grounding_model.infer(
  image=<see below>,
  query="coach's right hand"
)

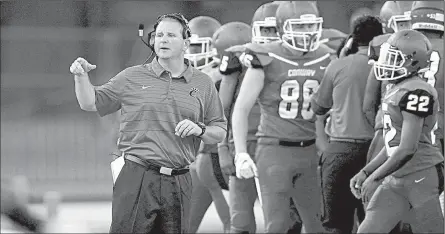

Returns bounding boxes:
[350,170,367,199]
[234,152,258,179]
[70,57,96,76]
[218,145,236,176]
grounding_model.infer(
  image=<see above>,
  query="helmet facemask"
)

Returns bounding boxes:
[185,34,218,70]
[252,17,280,44]
[388,11,412,32]
[281,14,323,52]
[374,42,409,81]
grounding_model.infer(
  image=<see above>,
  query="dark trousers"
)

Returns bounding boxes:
[441,138,444,156]
[288,199,303,234]
[110,159,192,234]
[1,186,42,232]
[319,140,370,234]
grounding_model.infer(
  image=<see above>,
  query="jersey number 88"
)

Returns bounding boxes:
[279,79,320,120]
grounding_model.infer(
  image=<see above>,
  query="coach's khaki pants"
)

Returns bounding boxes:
[110,160,192,234]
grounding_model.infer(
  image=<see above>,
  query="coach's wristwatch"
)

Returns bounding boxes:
[196,122,206,137]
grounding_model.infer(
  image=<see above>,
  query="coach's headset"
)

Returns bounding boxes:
[139,13,192,64]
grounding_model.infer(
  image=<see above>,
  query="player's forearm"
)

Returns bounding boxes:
[219,75,238,118]
[369,147,415,181]
[362,147,388,175]
[200,126,226,144]
[232,108,249,154]
[74,74,97,111]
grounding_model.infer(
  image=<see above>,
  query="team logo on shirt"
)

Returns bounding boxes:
[288,69,316,77]
[189,87,199,97]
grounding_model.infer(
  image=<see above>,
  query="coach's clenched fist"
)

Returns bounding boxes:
[175,119,203,138]
[69,57,96,76]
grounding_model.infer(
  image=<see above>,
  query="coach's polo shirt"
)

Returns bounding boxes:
[311,47,374,140]
[94,57,227,168]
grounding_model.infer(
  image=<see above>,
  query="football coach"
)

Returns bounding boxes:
[311,15,383,234]
[70,13,227,234]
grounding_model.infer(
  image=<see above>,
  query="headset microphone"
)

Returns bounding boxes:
[138,24,144,37]
[138,24,150,48]
[138,23,155,64]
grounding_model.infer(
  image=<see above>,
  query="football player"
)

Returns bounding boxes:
[216,3,303,233]
[411,0,444,218]
[231,1,333,233]
[364,0,414,174]
[251,3,281,44]
[379,1,414,34]
[214,21,260,234]
[185,16,222,74]
[411,0,444,156]
[185,16,231,233]
[361,2,416,233]
[351,29,444,233]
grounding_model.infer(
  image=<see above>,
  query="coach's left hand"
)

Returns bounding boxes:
[360,176,381,203]
[175,119,202,138]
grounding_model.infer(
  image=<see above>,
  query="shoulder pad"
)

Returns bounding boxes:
[398,89,435,118]
[225,44,247,54]
[368,34,392,61]
[242,43,273,68]
[322,28,347,39]
[320,28,347,51]
[369,33,392,47]
[319,44,336,58]
[219,51,242,75]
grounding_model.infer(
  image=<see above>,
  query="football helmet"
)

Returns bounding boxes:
[380,1,413,33]
[185,16,222,70]
[212,22,252,56]
[276,1,323,52]
[374,29,432,81]
[251,2,280,44]
[411,1,444,32]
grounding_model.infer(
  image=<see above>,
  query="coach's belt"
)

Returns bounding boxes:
[258,138,316,147]
[124,154,189,176]
[329,137,370,143]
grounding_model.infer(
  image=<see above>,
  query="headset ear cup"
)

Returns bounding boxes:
[148,31,155,51]
[184,39,190,51]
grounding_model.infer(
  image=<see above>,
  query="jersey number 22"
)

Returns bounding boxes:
[279,79,319,119]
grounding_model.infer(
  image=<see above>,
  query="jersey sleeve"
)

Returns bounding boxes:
[219,51,242,75]
[242,43,273,68]
[398,89,435,118]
